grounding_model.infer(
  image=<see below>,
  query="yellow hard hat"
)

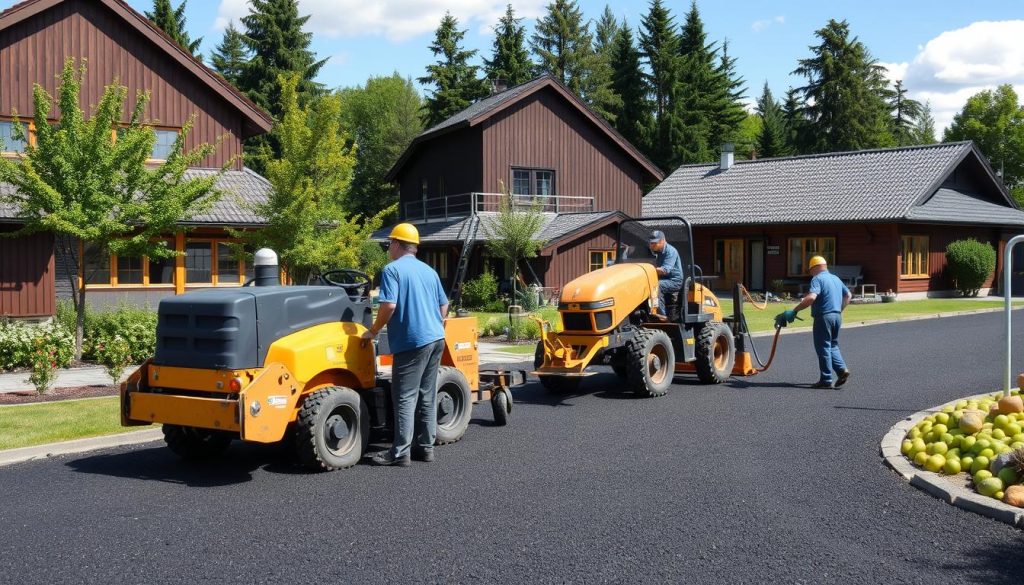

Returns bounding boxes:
[808,255,827,270]
[389,222,420,245]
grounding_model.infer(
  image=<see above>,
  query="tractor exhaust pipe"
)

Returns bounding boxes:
[253,248,281,286]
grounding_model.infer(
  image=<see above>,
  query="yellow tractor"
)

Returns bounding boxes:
[534,217,761,396]
[120,249,519,471]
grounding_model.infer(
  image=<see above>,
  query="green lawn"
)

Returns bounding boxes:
[720,298,1018,333]
[469,306,559,331]
[494,344,538,354]
[0,397,137,451]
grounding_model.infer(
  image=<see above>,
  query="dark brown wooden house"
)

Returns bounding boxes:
[643,142,1024,298]
[380,75,664,295]
[0,0,274,317]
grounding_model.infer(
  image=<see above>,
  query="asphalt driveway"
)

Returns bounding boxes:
[2,311,1024,584]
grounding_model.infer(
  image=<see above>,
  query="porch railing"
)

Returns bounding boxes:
[402,192,595,221]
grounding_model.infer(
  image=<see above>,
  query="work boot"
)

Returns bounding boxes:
[835,369,851,388]
[810,381,834,389]
[371,451,410,467]
[412,448,434,463]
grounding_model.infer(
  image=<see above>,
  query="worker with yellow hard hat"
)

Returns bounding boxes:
[777,254,853,389]
[362,222,449,466]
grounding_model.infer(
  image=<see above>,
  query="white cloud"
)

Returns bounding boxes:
[215,1,547,41]
[751,16,784,33]
[883,21,1024,133]
[879,61,908,86]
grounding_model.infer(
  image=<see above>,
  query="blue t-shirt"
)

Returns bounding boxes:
[655,242,684,292]
[808,269,851,318]
[378,255,448,354]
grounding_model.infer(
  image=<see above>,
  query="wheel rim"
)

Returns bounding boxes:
[437,383,465,430]
[323,404,359,456]
[647,343,668,384]
[713,333,730,370]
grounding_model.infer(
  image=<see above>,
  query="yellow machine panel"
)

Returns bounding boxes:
[264,321,377,390]
[441,317,480,391]
[129,392,240,432]
[558,263,659,332]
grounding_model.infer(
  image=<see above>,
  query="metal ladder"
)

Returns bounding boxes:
[448,214,480,308]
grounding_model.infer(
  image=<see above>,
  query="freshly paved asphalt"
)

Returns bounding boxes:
[3,312,1024,584]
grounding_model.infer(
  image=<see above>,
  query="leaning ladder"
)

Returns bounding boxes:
[448,214,480,308]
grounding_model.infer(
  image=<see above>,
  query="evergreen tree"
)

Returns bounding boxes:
[418,12,489,129]
[912,101,937,145]
[483,4,534,87]
[146,0,202,56]
[584,5,622,121]
[594,5,621,53]
[781,86,810,154]
[608,21,652,152]
[713,39,748,146]
[889,79,924,146]
[530,0,596,95]
[792,19,894,152]
[210,23,249,87]
[639,0,682,172]
[755,82,787,158]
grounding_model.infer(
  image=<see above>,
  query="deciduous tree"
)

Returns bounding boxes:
[482,185,545,314]
[945,84,1024,203]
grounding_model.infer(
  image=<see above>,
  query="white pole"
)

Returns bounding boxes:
[1004,235,1024,396]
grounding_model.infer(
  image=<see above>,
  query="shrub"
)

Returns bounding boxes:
[28,336,59,395]
[506,315,540,342]
[462,270,499,310]
[482,299,507,313]
[515,286,542,312]
[946,239,996,297]
[0,319,74,371]
[80,304,157,364]
[94,334,133,383]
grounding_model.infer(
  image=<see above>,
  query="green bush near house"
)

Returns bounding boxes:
[56,300,157,365]
[462,270,499,310]
[0,319,74,371]
[945,239,996,297]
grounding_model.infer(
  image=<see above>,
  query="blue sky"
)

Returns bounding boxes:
[4,1,1024,131]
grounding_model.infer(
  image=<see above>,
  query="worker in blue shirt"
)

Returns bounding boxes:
[362,223,449,466]
[779,255,852,389]
[648,230,684,320]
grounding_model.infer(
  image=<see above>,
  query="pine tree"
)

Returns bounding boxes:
[594,5,621,53]
[912,101,937,145]
[639,0,682,172]
[792,19,894,152]
[781,87,810,154]
[674,1,718,163]
[608,21,652,152]
[713,39,748,146]
[418,13,489,129]
[530,0,596,95]
[889,79,924,146]
[754,82,787,158]
[146,0,202,56]
[483,4,534,87]
[584,5,622,121]
[210,23,249,87]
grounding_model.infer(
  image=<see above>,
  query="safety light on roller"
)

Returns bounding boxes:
[593,298,614,308]
[229,377,243,392]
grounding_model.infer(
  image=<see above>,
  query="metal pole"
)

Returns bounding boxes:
[1004,234,1024,396]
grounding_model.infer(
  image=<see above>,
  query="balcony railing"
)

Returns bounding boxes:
[403,192,595,221]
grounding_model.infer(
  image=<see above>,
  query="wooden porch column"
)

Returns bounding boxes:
[174,231,185,295]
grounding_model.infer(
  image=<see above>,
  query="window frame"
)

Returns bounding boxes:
[786,236,837,276]
[510,167,557,196]
[589,249,616,272]
[77,236,246,288]
[0,117,34,156]
[900,235,930,279]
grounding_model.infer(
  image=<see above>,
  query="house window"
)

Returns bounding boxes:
[787,237,836,276]
[217,242,242,285]
[185,241,213,283]
[116,255,144,285]
[511,168,556,195]
[151,129,178,160]
[82,243,110,285]
[0,120,28,154]
[77,238,246,287]
[589,249,615,272]
[901,235,929,278]
[423,250,449,279]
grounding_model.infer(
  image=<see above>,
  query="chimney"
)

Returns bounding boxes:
[720,143,735,171]
[491,78,509,94]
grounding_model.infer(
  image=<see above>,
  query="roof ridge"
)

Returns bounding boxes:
[670,141,972,170]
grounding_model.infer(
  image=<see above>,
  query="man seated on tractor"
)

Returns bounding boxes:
[648,230,684,321]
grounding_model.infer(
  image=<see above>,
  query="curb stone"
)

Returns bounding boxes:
[0,428,163,468]
[880,391,1024,529]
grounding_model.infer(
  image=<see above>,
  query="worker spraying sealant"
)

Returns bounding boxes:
[774,255,853,389]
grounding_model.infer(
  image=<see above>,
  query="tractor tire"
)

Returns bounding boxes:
[162,424,233,460]
[490,388,512,426]
[610,354,628,379]
[295,386,370,471]
[435,366,473,444]
[534,341,582,394]
[625,328,675,397]
[695,322,736,384]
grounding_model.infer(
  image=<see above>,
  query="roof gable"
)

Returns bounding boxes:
[386,75,662,182]
[643,142,1023,227]
[0,0,272,137]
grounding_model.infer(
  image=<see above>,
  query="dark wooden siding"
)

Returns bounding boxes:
[481,90,644,216]
[0,224,55,317]
[546,226,619,289]
[896,224,1000,293]
[396,127,482,219]
[0,0,243,169]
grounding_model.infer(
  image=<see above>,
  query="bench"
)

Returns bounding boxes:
[832,265,863,289]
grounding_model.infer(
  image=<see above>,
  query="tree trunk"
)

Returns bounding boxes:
[75,283,86,362]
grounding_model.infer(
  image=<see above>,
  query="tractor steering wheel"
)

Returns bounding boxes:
[320,269,372,298]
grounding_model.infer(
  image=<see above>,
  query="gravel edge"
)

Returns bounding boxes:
[880,391,1024,529]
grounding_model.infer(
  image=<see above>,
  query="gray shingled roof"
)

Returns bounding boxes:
[374,210,623,246]
[418,76,551,139]
[643,142,1024,227]
[0,167,271,226]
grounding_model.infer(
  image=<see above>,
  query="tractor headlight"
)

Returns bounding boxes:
[593,298,614,308]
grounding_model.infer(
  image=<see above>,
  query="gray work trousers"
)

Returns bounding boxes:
[389,339,445,458]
